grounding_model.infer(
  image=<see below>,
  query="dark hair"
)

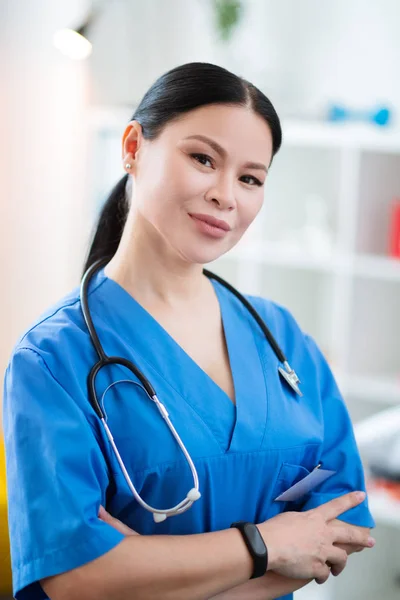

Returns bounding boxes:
[83,62,282,275]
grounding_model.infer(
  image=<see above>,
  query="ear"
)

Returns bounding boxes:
[122,120,143,170]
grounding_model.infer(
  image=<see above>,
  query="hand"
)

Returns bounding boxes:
[98,505,140,536]
[258,491,375,584]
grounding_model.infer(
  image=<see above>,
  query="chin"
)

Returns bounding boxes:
[183,246,232,266]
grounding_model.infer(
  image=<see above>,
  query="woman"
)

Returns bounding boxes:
[3,62,375,600]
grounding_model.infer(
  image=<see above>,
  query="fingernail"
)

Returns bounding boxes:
[98,505,106,517]
[368,537,376,547]
[356,491,366,501]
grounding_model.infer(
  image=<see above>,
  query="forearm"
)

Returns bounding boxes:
[211,521,370,599]
[211,572,312,600]
[210,545,361,600]
[42,527,254,600]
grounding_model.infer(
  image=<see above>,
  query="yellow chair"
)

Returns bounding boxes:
[0,437,12,596]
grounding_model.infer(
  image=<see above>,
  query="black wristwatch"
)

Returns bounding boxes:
[230,521,268,579]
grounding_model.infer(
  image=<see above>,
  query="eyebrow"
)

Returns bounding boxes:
[183,134,268,173]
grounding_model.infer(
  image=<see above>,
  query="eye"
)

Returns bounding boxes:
[190,153,214,168]
[240,175,263,187]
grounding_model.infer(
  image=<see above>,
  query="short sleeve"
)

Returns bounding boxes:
[3,348,125,600]
[299,336,375,529]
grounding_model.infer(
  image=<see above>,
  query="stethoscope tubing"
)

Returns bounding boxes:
[80,257,300,522]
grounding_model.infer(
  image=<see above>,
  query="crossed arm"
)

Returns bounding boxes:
[210,527,365,600]
[97,508,368,600]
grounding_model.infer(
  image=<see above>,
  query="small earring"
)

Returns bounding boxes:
[125,163,132,170]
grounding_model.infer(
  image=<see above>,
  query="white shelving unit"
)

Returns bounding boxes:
[213,121,400,407]
[87,109,400,583]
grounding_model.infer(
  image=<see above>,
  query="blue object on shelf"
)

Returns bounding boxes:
[327,103,392,127]
[373,107,390,126]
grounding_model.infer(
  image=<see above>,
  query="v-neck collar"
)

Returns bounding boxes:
[88,266,269,453]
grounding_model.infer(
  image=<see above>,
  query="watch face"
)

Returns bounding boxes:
[244,523,267,556]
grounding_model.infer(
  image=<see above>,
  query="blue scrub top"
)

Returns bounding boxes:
[3,266,375,600]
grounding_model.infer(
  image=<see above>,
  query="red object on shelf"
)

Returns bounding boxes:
[368,477,400,501]
[389,200,400,259]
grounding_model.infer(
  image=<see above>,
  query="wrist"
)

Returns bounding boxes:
[229,527,254,580]
[256,522,281,571]
[230,521,268,579]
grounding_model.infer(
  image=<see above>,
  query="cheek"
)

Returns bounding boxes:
[135,157,174,216]
[141,155,205,211]
[237,194,264,231]
[171,157,209,198]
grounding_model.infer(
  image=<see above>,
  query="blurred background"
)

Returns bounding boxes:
[1,0,400,598]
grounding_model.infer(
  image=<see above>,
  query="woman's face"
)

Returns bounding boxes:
[125,104,274,265]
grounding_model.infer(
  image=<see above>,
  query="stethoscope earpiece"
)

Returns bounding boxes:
[153,512,168,523]
[187,488,201,501]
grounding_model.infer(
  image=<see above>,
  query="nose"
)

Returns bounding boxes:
[205,174,236,211]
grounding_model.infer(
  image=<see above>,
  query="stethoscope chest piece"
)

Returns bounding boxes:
[278,363,303,397]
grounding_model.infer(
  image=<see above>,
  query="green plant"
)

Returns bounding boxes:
[213,0,243,42]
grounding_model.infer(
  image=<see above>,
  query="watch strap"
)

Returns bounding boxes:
[230,520,268,579]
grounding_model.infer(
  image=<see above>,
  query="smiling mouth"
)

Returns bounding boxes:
[188,213,231,231]
[188,214,231,239]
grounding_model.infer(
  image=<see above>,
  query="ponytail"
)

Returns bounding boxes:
[82,174,129,276]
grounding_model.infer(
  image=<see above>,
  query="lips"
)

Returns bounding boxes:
[188,213,231,231]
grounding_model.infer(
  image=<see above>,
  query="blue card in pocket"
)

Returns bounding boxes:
[274,465,336,502]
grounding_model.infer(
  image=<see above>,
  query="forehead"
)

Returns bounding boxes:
[161,104,274,164]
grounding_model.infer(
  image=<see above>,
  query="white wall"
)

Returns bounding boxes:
[88,0,400,119]
[88,0,217,106]
[0,0,91,426]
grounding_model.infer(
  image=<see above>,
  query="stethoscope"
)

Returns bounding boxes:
[80,257,302,523]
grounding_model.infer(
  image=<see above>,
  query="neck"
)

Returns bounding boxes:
[104,211,207,308]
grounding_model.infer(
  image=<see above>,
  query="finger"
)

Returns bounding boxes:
[98,505,139,536]
[330,563,344,577]
[98,505,108,519]
[334,542,365,555]
[315,565,331,585]
[333,525,375,548]
[326,548,348,577]
[315,491,366,521]
[100,511,137,536]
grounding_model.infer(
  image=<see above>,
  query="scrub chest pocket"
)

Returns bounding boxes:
[104,448,325,536]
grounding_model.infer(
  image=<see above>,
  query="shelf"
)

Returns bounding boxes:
[226,244,400,283]
[282,119,400,153]
[353,254,400,281]
[228,241,339,273]
[353,405,400,448]
[86,108,400,154]
[367,489,400,528]
[345,375,400,405]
